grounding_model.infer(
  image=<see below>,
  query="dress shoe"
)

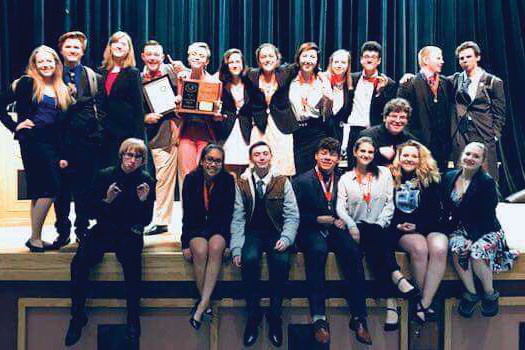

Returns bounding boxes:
[144,224,168,236]
[64,316,88,346]
[50,235,71,250]
[349,317,372,345]
[243,315,261,347]
[267,314,283,347]
[313,319,330,344]
[396,277,420,300]
[25,239,46,253]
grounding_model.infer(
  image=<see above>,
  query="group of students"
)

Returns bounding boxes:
[0,29,516,347]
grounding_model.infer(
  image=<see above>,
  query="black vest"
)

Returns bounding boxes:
[246,176,279,237]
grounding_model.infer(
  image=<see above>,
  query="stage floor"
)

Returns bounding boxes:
[0,203,523,253]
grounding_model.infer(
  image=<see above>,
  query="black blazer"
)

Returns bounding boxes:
[0,76,67,141]
[218,78,252,145]
[101,67,145,139]
[292,169,339,236]
[441,168,501,242]
[349,71,397,127]
[181,170,236,249]
[245,64,298,134]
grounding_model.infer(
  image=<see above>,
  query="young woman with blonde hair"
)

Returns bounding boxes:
[0,45,71,251]
[390,140,447,324]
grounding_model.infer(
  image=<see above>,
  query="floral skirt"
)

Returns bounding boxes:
[449,228,519,273]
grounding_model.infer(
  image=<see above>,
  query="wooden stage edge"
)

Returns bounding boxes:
[0,233,524,281]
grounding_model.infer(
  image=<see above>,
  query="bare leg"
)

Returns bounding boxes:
[30,198,54,246]
[189,238,209,295]
[452,255,476,294]
[471,258,494,294]
[399,234,429,289]
[196,235,226,319]
[421,233,448,307]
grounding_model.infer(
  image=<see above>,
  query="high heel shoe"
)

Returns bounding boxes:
[189,301,202,330]
[384,307,401,332]
[414,299,430,325]
[396,277,420,300]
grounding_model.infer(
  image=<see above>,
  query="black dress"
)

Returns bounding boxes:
[0,76,66,198]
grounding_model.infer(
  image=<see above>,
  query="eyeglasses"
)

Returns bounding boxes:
[123,152,144,160]
[362,54,379,60]
[204,156,223,165]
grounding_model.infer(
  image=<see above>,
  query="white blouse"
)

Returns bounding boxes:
[336,166,394,229]
[289,75,328,122]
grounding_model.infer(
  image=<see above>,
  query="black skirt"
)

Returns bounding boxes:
[18,127,61,199]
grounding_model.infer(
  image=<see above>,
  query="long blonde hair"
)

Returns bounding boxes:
[25,45,71,111]
[326,49,353,89]
[391,140,440,188]
[101,31,136,71]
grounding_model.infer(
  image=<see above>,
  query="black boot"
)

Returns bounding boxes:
[64,315,88,346]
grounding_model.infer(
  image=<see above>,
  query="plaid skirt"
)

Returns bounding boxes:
[449,228,519,273]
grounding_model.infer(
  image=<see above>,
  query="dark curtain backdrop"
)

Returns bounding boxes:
[0,0,524,195]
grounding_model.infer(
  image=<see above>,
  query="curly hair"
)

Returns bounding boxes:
[391,140,440,188]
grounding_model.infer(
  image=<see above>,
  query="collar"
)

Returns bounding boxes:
[420,67,438,80]
[462,67,484,80]
[252,169,272,185]
[64,63,83,74]
[361,70,379,79]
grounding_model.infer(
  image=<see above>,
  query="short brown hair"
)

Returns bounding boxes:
[455,41,481,58]
[294,42,320,72]
[255,43,282,66]
[58,31,87,51]
[143,40,162,52]
[249,141,271,157]
[119,138,147,164]
[383,98,412,120]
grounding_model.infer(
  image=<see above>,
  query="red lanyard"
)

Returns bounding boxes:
[315,167,334,203]
[356,172,372,208]
[203,181,215,211]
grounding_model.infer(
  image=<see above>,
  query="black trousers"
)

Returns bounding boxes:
[70,225,144,324]
[300,228,367,318]
[55,139,100,235]
[358,222,400,298]
[241,234,291,318]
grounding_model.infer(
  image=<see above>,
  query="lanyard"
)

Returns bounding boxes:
[203,181,215,211]
[356,172,373,211]
[315,167,334,208]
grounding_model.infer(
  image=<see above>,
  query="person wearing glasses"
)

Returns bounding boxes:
[181,144,235,330]
[65,138,155,347]
[359,98,417,166]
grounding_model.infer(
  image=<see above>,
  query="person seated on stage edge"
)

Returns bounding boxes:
[442,142,518,318]
[292,137,371,345]
[174,42,223,182]
[99,31,145,168]
[244,43,297,176]
[336,136,420,337]
[230,141,299,348]
[65,138,155,347]
[359,97,417,167]
[216,48,252,178]
[181,144,235,330]
[52,31,103,248]
[288,42,332,175]
[389,140,448,324]
[0,45,72,252]
[141,39,181,236]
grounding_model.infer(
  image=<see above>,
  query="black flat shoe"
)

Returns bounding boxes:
[144,224,168,236]
[25,240,45,253]
[384,306,401,331]
[189,301,202,330]
[396,277,420,300]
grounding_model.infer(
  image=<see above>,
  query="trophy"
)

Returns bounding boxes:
[176,79,222,115]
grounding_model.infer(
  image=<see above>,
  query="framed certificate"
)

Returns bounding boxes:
[143,75,177,115]
[176,79,222,115]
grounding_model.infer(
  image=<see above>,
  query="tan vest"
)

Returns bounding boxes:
[237,175,287,233]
